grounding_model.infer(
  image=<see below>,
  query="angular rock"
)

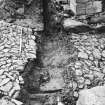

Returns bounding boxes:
[77,77,85,84]
[0,81,13,92]
[93,71,104,79]
[74,91,79,97]
[78,83,84,89]
[0,69,4,75]
[0,78,10,86]
[102,50,105,57]
[85,79,91,85]
[93,48,101,59]
[75,61,82,68]
[75,69,83,76]
[78,51,88,59]
[11,98,23,105]
[102,68,105,74]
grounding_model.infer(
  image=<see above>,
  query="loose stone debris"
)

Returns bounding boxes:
[0,20,37,105]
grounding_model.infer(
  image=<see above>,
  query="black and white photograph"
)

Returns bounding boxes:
[0,0,105,105]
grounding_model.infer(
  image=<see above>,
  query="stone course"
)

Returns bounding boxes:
[0,20,36,105]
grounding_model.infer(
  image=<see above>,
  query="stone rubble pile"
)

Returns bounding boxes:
[0,21,37,105]
[67,33,105,98]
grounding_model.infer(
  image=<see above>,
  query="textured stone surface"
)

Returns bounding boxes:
[77,86,105,105]
[0,20,36,105]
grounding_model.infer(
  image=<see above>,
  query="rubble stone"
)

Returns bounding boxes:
[93,48,101,59]
[75,69,83,76]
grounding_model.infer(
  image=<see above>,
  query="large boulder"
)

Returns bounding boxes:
[77,85,105,105]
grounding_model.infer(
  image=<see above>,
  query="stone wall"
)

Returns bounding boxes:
[0,20,36,105]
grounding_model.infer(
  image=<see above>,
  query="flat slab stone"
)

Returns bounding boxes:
[77,85,105,105]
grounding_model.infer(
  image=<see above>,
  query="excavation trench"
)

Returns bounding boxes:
[1,0,105,105]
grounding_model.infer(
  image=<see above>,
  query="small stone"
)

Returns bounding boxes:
[14,82,20,90]
[77,77,85,84]
[0,78,10,86]
[72,81,78,91]
[0,81,13,92]
[75,61,82,68]
[9,87,16,97]
[100,44,104,49]
[94,60,99,67]
[102,68,105,73]
[93,48,101,59]
[0,97,15,105]
[0,60,6,65]
[82,35,88,40]
[89,54,94,61]
[93,67,100,72]
[93,71,104,79]
[75,69,82,76]
[3,49,9,53]
[83,68,90,74]
[18,76,24,84]
[15,79,19,84]
[85,79,91,85]
[29,39,35,46]
[7,59,12,63]
[84,60,92,66]
[0,46,4,51]
[1,75,6,79]
[14,60,23,65]
[78,52,88,59]
[86,50,91,54]
[102,50,105,57]
[69,81,77,90]
[0,70,4,75]
[31,35,36,40]
[74,91,79,98]
[11,99,23,105]
[16,65,25,71]
[84,74,94,80]
[78,83,84,89]
[26,53,36,58]
[12,91,20,98]
[4,72,14,80]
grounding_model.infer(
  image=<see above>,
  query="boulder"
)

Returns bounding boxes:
[77,85,105,105]
[63,18,94,33]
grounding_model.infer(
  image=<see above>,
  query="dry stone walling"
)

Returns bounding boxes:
[0,20,36,105]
